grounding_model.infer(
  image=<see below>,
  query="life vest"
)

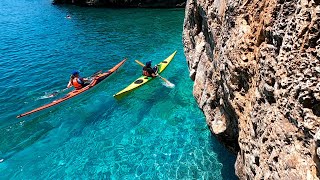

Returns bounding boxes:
[143,70,150,76]
[143,66,151,77]
[72,77,83,90]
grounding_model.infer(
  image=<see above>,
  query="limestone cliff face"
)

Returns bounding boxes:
[183,0,320,179]
[52,0,186,8]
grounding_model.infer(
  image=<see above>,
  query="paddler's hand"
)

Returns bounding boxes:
[67,81,72,88]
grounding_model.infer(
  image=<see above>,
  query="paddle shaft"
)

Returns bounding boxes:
[52,70,102,97]
[135,60,145,67]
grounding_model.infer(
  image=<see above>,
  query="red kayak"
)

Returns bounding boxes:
[17,59,126,118]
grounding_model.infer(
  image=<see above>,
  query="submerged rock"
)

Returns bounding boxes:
[183,0,320,179]
[52,0,186,8]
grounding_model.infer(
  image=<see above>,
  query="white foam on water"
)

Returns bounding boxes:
[162,82,175,88]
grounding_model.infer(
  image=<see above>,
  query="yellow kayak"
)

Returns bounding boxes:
[113,51,177,98]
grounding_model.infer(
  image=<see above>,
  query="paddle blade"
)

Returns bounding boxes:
[38,88,68,99]
[162,81,175,88]
[40,90,61,99]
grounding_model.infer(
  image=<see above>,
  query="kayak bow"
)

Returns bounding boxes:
[113,51,176,98]
[17,59,127,118]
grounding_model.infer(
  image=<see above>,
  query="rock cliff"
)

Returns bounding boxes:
[183,0,320,179]
[52,0,186,8]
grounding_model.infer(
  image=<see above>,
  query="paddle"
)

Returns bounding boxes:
[134,60,175,88]
[45,88,68,98]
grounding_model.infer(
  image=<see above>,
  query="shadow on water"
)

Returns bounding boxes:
[209,133,238,180]
[0,117,54,161]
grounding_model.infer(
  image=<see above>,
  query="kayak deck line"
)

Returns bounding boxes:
[17,58,127,118]
[113,51,177,99]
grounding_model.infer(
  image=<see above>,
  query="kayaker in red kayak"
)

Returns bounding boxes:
[67,70,89,90]
[17,59,127,118]
[143,61,158,78]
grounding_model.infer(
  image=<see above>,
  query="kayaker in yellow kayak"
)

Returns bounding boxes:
[67,70,90,90]
[142,61,158,78]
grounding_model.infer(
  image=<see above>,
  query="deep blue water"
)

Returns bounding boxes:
[0,0,237,179]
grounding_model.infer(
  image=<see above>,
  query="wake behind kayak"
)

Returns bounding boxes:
[17,59,127,118]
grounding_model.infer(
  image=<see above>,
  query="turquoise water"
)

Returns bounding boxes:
[0,0,237,179]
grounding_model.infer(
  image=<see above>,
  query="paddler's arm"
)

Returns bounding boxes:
[151,68,158,78]
[80,77,90,84]
[67,75,73,88]
[151,73,158,78]
[67,80,72,88]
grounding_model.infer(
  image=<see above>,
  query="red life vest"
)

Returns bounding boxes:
[143,70,150,76]
[143,66,153,77]
[72,77,83,90]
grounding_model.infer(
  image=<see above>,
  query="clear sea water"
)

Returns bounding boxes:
[0,0,237,179]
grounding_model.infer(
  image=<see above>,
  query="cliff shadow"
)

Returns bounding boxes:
[209,133,238,180]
